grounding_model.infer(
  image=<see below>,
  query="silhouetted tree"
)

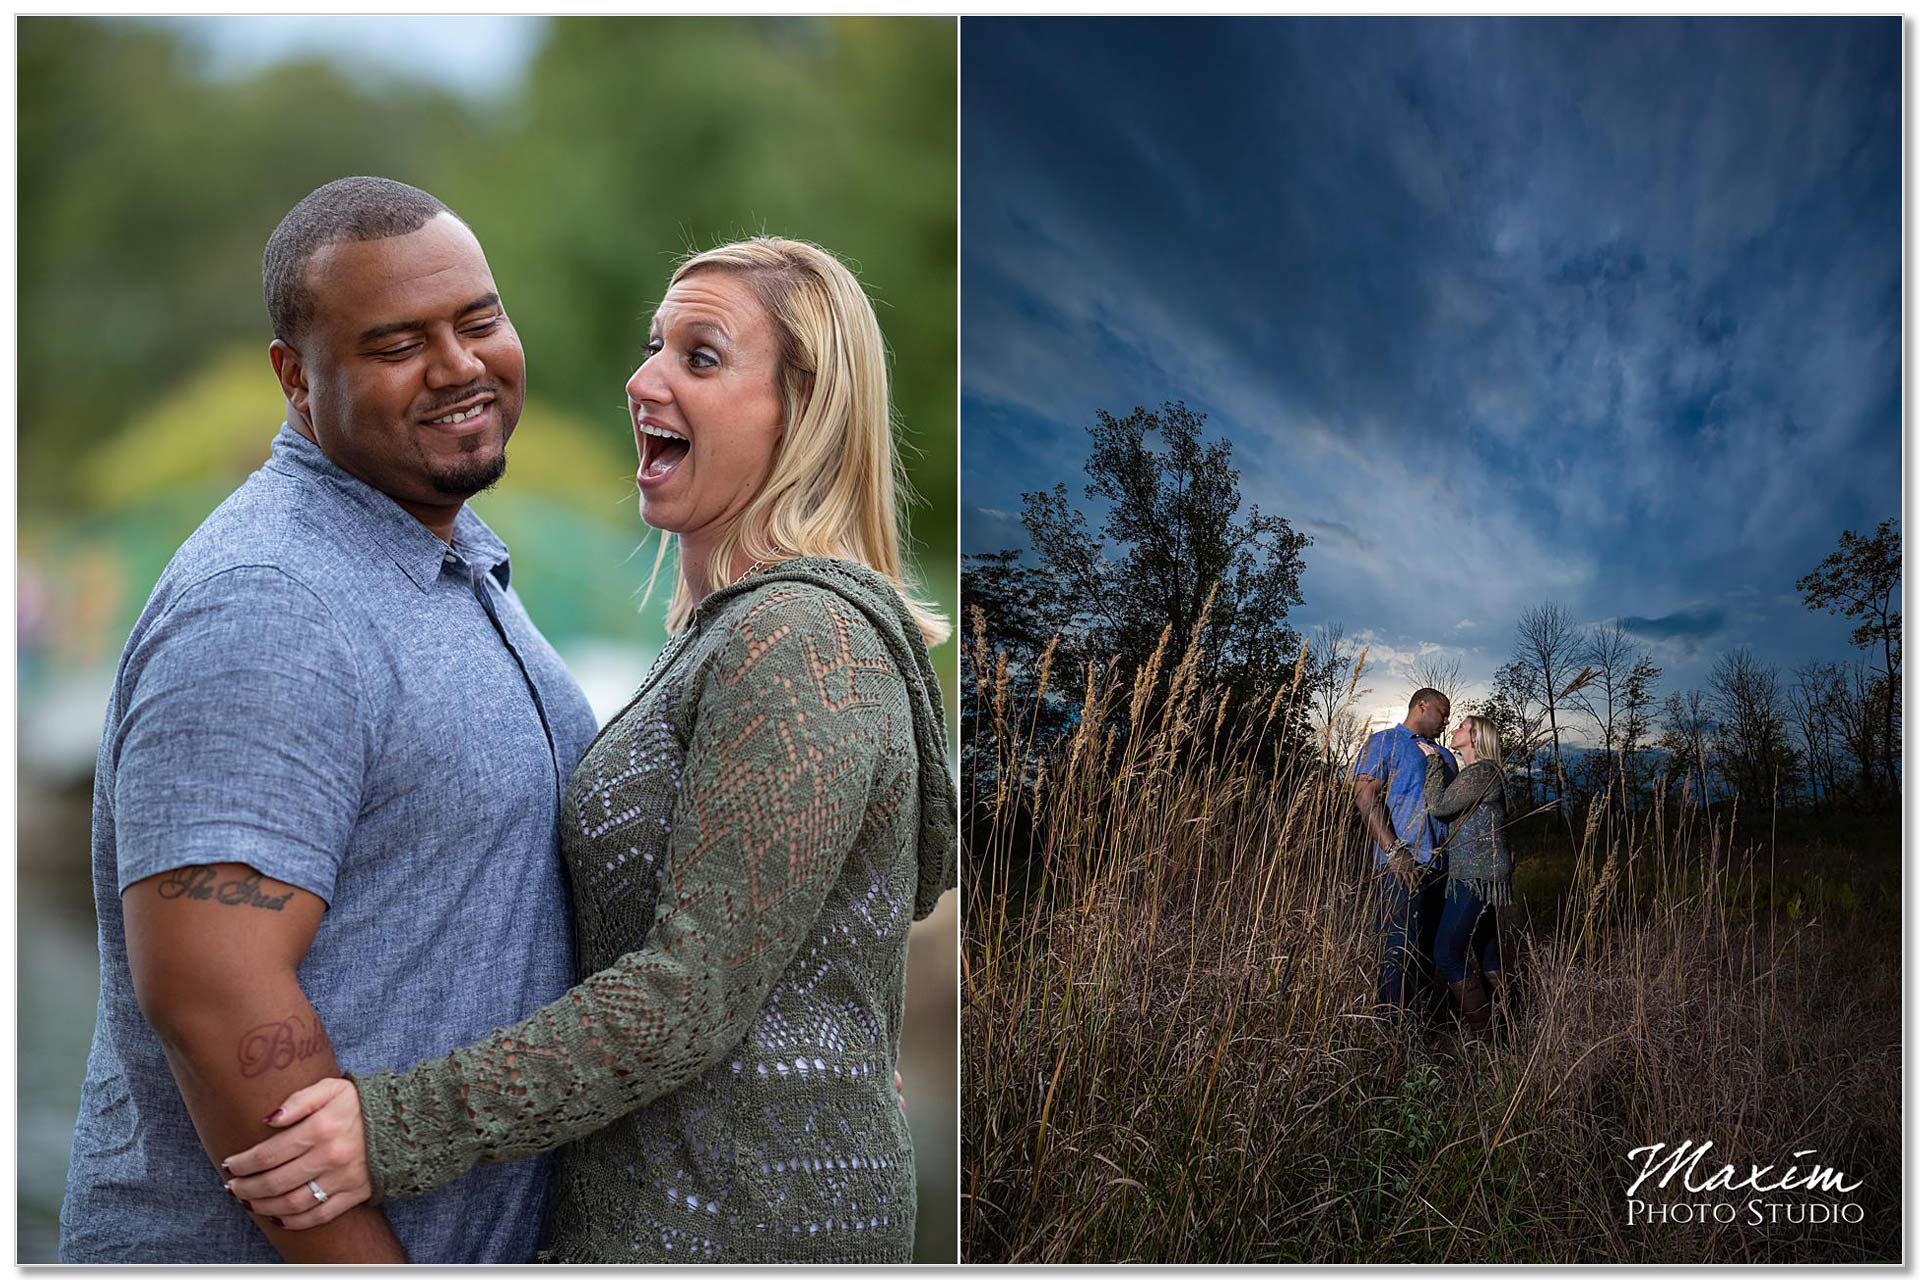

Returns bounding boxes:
[1020,401,1310,721]
[1797,518,1900,798]
[1304,622,1365,769]
[1573,621,1661,813]
[1706,647,1796,807]
[1828,661,1886,804]
[1788,661,1845,810]
[1411,652,1464,709]
[1472,659,1548,807]
[1511,602,1584,807]
[1618,655,1662,809]
[1660,688,1715,807]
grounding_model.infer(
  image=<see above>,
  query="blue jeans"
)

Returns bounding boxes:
[1376,862,1445,1015]
[1433,881,1501,983]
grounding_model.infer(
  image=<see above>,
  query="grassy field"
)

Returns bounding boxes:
[961,619,1900,1264]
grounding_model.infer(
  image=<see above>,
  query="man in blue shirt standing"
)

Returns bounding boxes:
[60,178,598,1262]
[1352,687,1456,1022]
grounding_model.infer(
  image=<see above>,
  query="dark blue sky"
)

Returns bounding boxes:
[961,17,1901,733]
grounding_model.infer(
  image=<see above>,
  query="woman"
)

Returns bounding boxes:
[219,238,956,1263]
[1416,714,1511,1040]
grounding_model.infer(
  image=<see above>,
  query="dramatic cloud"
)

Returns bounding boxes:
[962,17,1899,707]
[1621,607,1730,646]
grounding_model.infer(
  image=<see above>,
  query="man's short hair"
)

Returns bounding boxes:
[263,177,455,344]
[1408,687,1448,713]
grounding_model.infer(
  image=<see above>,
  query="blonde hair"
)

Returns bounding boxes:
[649,237,948,648]
[1463,714,1505,769]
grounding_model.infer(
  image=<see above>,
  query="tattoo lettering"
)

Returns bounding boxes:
[156,867,294,911]
[214,872,295,911]
[237,1013,329,1079]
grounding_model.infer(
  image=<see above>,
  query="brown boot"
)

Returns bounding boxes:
[1448,977,1491,1040]
[1483,970,1510,1042]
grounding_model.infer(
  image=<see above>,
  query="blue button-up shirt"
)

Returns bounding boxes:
[1352,723,1457,866]
[62,425,598,1262]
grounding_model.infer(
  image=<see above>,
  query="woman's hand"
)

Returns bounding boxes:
[220,1077,370,1230]
[1415,740,1438,757]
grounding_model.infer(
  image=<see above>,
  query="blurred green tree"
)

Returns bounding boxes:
[19,17,479,516]
[466,16,956,606]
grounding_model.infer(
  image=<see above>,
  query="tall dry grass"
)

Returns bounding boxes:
[962,612,1900,1263]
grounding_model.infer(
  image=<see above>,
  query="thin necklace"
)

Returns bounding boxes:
[737,557,782,581]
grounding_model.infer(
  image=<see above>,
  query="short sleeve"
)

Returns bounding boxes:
[1352,730,1391,782]
[109,566,366,903]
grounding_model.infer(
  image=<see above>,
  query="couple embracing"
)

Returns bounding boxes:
[59,177,955,1264]
[1353,688,1514,1038]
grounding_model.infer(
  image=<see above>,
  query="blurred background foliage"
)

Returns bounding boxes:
[20,15,957,705]
[17,16,957,1262]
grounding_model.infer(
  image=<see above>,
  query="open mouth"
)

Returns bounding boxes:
[639,420,691,483]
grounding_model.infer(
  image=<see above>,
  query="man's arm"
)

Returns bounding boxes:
[1353,774,1417,887]
[1352,774,1398,851]
[125,863,406,1263]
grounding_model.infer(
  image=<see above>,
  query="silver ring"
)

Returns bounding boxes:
[307,1179,329,1204]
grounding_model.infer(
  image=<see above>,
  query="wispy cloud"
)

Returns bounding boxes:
[963,18,1899,701]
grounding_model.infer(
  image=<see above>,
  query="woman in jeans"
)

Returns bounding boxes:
[1416,714,1511,1039]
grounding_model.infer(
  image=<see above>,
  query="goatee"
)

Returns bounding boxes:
[430,452,508,498]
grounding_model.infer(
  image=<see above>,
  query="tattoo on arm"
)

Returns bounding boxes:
[156,867,294,911]
[238,1013,330,1078]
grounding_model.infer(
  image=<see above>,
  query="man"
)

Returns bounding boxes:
[59,177,598,1262]
[1352,688,1456,1021]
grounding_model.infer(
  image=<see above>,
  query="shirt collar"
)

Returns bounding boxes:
[453,504,512,589]
[264,423,512,593]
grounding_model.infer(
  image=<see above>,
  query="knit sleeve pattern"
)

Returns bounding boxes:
[353,584,898,1203]
[1425,756,1498,820]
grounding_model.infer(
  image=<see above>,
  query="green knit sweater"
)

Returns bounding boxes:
[351,558,956,1263]
[1425,756,1512,906]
